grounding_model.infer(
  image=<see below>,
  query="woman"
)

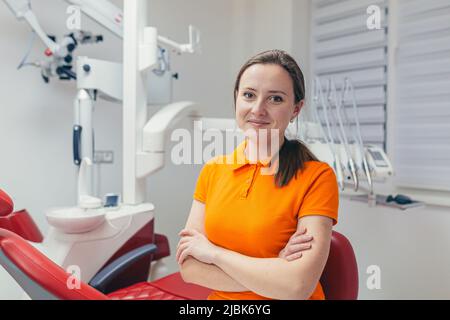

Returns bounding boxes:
[176,50,339,300]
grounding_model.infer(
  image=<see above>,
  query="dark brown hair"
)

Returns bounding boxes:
[234,49,318,187]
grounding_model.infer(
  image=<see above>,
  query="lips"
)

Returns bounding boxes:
[247,119,271,125]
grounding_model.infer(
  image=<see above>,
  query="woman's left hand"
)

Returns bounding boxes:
[176,229,219,265]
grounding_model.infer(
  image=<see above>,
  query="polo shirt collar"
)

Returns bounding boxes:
[229,139,278,171]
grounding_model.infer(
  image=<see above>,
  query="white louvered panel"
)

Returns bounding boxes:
[397,79,450,100]
[396,123,450,142]
[398,7,450,38]
[396,145,450,167]
[395,166,450,192]
[315,29,386,56]
[318,105,385,124]
[395,0,450,193]
[318,67,386,87]
[318,123,385,144]
[345,87,386,104]
[397,101,450,119]
[314,0,385,23]
[315,10,387,39]
[398,0,450,18]
[316,48,385,72]
[397,56,450,79]
[397,34,450,60]
[311,0,388,148]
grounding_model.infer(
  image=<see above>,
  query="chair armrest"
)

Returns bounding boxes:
[89,244,157,293]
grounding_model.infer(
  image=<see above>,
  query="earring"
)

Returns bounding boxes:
[290,118,295,123]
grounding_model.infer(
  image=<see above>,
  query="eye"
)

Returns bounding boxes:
[243,92,255,99]
[269,95,284,103]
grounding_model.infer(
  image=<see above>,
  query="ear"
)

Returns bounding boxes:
[292,100,304,118]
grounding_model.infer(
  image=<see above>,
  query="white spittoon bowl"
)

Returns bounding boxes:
[46,207,106,234]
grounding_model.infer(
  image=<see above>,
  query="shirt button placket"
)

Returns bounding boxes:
[241,166,255,199]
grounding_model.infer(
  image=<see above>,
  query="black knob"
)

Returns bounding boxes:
[172,73,179,80]
[83,64,91,72]
[64,55,73,64]
[67,43,76,52]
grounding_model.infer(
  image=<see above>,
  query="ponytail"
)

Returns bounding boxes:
[274,138,318,188]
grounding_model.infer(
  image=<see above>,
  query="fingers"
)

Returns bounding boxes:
[286,243,312,254]
[290,227,307,239]
[177,236,191,249]
[297,226,307,235]
[285,252,303,261]
[179,228,200,237]
[290,234,313,245]
[176,241,191,262]
[178,246,191,265]
[179,229,193,237]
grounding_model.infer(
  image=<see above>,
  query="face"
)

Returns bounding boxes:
[235,63,303,144]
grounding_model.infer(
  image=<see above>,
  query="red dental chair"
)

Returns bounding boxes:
[0,189,358,300]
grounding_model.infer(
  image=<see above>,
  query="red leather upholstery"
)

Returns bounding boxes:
[0,228,108,300]
[146,272,211,300]
[0,189,13,216]
[320,231,359,300]
[0,209,44,243]
[0,228,210,300]
[107,273,211,300]
[0,190,43,243]
[107,282,185,300]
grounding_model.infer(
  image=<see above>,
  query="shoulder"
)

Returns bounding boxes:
[197,154,230,178]
[301,161,337,182]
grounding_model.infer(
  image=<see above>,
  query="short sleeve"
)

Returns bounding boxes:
[193,160,215,203]
[297,163,339,225]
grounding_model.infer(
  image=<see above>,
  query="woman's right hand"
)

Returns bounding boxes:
[278,226,313,261]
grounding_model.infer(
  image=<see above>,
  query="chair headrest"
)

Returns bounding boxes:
[0,189,14,217]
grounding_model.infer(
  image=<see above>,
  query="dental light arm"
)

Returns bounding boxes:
[137,101,200,179]
[157,25,201,54]
[64,0,123,39]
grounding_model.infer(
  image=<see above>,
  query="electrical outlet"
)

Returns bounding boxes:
[94,150,114,164]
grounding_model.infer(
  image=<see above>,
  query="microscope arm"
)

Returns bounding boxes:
[3,0,59,54]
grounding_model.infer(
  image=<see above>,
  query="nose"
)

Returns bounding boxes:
[250,98,267,116]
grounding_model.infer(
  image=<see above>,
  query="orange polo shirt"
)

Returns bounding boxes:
[193,141,339,300]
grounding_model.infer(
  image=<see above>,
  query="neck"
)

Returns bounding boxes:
[245,135,285,162]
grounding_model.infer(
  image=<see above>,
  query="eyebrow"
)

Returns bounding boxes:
[243,87,288,96]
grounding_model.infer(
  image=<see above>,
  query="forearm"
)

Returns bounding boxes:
[180,257,249,292]
[213,248,308,300]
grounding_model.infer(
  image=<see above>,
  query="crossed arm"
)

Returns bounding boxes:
[178,200,333,300]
